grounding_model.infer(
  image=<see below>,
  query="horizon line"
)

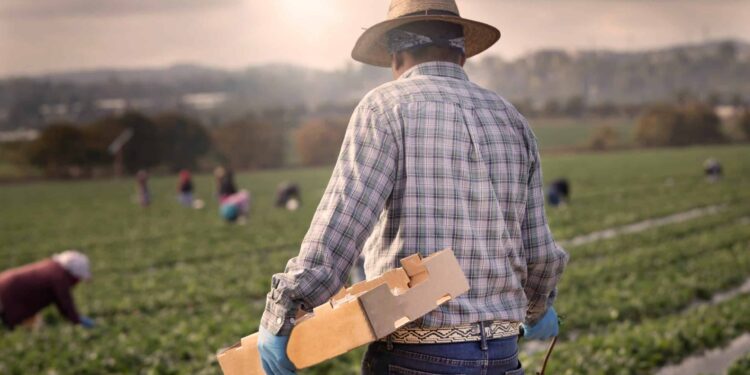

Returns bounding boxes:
[1,37,747,81]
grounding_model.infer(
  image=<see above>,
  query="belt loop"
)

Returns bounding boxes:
[478,321,488,351]
[386,334,394,351]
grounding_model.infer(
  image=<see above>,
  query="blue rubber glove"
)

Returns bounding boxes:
[521,307,559,340]
[257,326,296,375]
[80,316,95,329]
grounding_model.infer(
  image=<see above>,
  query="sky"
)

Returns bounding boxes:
[1,0,749,78]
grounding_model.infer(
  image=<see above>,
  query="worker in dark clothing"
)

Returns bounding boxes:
[547,178,570,207]
[218,168,238,200]
[275,182,301,211]
[704,158,722,183]
[0,251,94,330]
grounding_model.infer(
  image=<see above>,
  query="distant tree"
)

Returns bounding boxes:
[590,101,620,117]
[543,99,561,117]
[563,96,585,117]
[295,116,348,166]
[739,110,750,141]
[635,105,679,147]
[674,89,696,105]
[730,93,747,109]
[511,98,536,117]
[212,115,285,170]
[718,41,737,61]
[706,92,722,107]
[681,103,725,144]
[83,112,161,173]
[635,103,725,147]
[153,113,211,171]
[588,126,620,150]
[26,123,88,176]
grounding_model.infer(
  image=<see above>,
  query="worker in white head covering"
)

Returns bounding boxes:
[53,250,92,281]
[0,250,94,330]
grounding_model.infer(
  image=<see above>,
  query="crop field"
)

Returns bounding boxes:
[1,145,749,374]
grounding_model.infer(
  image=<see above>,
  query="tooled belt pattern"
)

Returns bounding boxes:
[387,321,521,344]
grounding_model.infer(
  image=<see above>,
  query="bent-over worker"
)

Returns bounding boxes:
[257,1,568,374]
[0,250,94,330]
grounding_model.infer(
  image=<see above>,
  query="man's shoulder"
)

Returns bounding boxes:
[357,79,412,112]
[361,76,519,111]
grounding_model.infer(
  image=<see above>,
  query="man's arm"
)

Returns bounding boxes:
[520,123,569,325]
[261,105,398,335]
[52,283,81,324]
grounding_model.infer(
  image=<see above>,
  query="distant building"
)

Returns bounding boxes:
[0,129,39,143]
[182,92,228,111]
[714,105,741,121]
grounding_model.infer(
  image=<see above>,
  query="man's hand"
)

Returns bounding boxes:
[79,316,95,329]
[257,326,296,375]
[521,307,559,340]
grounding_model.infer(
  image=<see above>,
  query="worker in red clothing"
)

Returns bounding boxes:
[0,250,94,330]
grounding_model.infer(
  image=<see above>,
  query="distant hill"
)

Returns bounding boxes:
[469,39,750,106]
[1,39,748,130]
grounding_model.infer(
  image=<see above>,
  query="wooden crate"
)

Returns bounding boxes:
[217,249,469,375]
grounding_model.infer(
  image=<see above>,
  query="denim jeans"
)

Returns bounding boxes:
[361,335,523,375]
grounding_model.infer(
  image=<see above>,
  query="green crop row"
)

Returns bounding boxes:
[565,202,750,260]
[1,145,748,374]
[728,351,750,375]
[558,219,750,331]
[528,293,750,375]
[548,177,750,239]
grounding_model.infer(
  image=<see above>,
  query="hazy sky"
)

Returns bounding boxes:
[1,0,749,77]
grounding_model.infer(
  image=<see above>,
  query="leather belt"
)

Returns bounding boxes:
[384,320,521,344]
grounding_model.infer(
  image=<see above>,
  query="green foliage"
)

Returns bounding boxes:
[587,126,620,150]
[738,110,750,141]
[0,145,749,374]
[543,294,750,375]
[25,123,89,177]
[728,351,750,375]
[21,112,214,177]
[153,113,211,172]
[635,103,725,147]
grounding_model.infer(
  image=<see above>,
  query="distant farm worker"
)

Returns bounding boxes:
[0,250,94,330]
[220,190,251,224]
[275,182,301,211]
[177,169,194,207]
[216,167,238,201]
[214,166,226,200]
[136,169,151,207]
[547,178,570,207]
[256,1,568,374]
[704,158,722,183]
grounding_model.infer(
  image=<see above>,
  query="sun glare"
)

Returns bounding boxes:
[277,0,338,37]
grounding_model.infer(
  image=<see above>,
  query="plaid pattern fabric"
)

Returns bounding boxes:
[262,62,568,335]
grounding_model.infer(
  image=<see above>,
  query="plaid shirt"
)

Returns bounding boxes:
[262,62,568,335]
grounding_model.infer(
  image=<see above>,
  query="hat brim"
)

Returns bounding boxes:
[352,15,500,67]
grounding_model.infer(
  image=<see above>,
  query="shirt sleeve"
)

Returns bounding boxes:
[52,284,81,324]
[261,105,398,335]
[519,119,569,325]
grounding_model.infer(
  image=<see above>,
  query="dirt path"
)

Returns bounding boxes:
[560,205,725,248]
[656,334,750,375]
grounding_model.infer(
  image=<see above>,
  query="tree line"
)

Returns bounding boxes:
[20,110,350,178]
[16,98,750,177]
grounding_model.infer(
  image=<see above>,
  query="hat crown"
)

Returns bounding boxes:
[387,0,460,19]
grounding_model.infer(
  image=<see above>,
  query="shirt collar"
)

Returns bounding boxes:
[399,61,469,81]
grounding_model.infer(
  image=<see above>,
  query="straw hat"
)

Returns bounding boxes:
[352,0,500,67]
